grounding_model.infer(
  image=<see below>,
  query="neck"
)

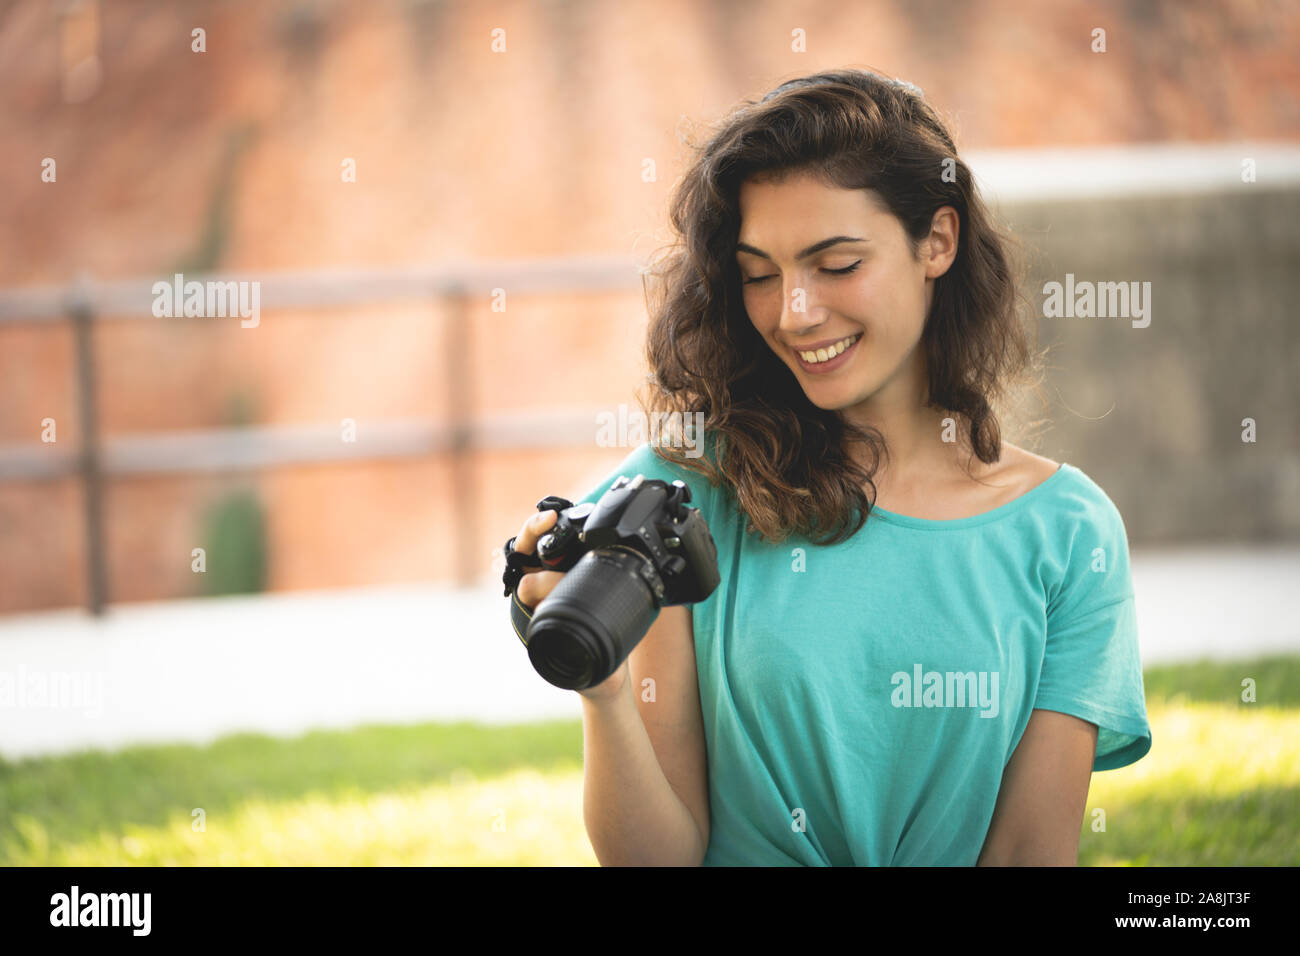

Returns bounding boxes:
[838,366,966,490]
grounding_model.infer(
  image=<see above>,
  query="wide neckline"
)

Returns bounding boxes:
[868,462,1071,530]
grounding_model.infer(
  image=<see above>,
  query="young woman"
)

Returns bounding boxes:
[509,68,1151,866]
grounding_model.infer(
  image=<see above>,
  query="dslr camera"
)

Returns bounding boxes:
[503,473,720,691]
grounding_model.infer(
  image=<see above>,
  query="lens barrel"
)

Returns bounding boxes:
[526,548,661,690]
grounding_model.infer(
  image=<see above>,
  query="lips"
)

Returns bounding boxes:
[791,333,860,362]
[790,332,862,373]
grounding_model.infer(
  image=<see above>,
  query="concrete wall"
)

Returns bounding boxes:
[997,185,1299,543]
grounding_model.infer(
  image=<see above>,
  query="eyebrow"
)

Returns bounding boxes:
[735,235,868,262]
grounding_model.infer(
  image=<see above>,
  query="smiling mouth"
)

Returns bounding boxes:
[792,333,862,365]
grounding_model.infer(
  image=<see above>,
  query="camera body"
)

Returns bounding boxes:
[514,473,720,690]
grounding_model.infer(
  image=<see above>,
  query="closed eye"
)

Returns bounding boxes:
[741,261,862,285]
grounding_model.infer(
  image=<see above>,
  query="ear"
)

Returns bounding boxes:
[923,206,959,279]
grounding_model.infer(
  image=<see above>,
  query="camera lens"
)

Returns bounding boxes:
[527,624,600,690]
[526,548,661,691]
[546,638,592,684]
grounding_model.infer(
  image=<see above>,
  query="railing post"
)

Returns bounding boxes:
[68,274,107,615]
[443,282,477,588]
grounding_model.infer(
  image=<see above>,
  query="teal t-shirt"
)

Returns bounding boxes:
[575,437,1153,866]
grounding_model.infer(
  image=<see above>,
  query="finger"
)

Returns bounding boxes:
[517,569,564,607]
[513,508,560,556]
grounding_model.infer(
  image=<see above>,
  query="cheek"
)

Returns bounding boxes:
[741,288,781,329]
[853,269,923,339]
[836,273,884,337]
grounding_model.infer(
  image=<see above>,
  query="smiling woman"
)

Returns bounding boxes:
[559,67,1151,868]
[638,71,1049,539]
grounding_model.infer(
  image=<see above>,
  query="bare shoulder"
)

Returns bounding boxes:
[998,443,1062,491]
[941,442,1064,516]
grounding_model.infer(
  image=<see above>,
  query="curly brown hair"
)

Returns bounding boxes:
[635,67,1044,545]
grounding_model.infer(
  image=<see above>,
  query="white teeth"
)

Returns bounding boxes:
[799,334,859,364]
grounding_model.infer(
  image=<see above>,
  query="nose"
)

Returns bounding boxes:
[778,277,829,340]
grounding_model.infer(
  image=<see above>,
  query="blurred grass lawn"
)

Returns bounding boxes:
[2,655,1297,866]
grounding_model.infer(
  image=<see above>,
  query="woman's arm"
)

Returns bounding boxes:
[581,604,711,866]
[976,708,1098,866]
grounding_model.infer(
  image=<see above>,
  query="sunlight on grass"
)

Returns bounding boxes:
[1080,701,1300,866]
[4,767,597,866]
[2,658,1297,866]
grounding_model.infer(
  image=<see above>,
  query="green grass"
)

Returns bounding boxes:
[1079,654,1300,866]
[0,721,593,866]
[2,657,1297,866]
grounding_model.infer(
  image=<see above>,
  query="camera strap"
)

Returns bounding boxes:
[508,588,535,646]
[502,534,541,646]
[501,535,542,594]
[501,497,577,647]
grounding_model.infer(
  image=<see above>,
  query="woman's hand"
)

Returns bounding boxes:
[510,507,630,701]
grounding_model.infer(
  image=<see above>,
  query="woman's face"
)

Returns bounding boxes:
[735,171,957,415]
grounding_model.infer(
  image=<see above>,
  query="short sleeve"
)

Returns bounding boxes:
[574,435,720,518]
[1036,482,1153,772]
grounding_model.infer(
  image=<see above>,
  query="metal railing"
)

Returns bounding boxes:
[0,256,646,613]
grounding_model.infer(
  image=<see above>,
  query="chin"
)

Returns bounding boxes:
[801,382,874,411]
